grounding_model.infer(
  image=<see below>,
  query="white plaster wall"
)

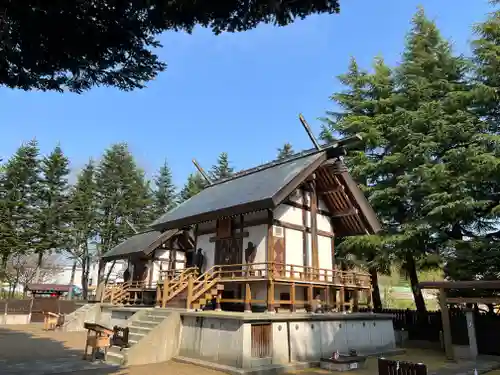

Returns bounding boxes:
[318,235,333,280]
[318,196,328,211]
[274,204,302,226]
[289,321,322,361]
[317,213,333,233]
[197,234,215,270]
[285,228,303,277]
[243,224,267,275]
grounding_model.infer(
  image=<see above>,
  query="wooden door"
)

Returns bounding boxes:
[215,238,241,274]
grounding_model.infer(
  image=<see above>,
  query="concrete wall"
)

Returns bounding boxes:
[179,316,244,368]
[0,314,31,325]
[240,318,395,367]
[126,311,182,366]
[98,306,138,327]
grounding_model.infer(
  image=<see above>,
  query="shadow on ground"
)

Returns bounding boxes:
[0,324,224,375]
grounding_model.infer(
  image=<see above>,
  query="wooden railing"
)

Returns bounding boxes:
[101,282,131,304]
[194,262,371,288]
[157,267,200,307]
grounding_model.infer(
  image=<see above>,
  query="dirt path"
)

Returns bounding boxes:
[0,324,224,375]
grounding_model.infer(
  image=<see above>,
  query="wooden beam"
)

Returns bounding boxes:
[290,283,296,313]
[310,179,319,274]
[301,189,309,280]
[447,297,500,304]
[318,186,343,195]
[331,208,358,219]
[282,199,330,217]
[267,209,274,279]
[272,219,334,238]
[209,231,249,242]
[267,279,275,313]
[439,288,454,360]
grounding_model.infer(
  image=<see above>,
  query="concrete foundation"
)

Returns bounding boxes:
[0,313,31,325]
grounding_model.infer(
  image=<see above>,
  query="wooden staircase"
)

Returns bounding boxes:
[157,267,224,310]
[102,282,131,305]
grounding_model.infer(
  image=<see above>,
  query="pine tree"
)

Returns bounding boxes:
[180,173,207,202]
[277,143,295,160]
[35,145,70,280]
[94,143,152,293]
[66,161,98,298]
[0,140,41,270]
[152,160,178,217]
[210,152,234,181]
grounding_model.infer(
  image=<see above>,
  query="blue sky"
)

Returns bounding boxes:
[0,0,492,187]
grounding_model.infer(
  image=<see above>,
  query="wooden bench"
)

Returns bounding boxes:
[378,358,427,375]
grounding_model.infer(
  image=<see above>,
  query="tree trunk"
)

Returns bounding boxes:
[405,252,427,313]
[34,252,44,283]
[67,261,77,300]
[369,268,383,311]
[94,259,106,302]
[81,256,88,300]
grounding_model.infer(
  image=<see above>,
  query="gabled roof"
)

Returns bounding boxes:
[150,144,381,236]
[102,229,182,261]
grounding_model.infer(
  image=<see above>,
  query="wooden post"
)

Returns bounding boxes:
[186,276,194,309]
[215,292,222,311]
[309,178,319,280]
[156,284,161,307]
[301,189,309,280]
[290,283,296,313]
[353,289,359,312]
[267,280,275,313]
[439,288,454,360]
[325,286,330,312]
[161,281,169,308]
[339,287,345,312]
[366,289,373,311]
[307,285,313,312]
[244,283,252,312]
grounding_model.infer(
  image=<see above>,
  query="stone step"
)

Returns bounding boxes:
[147,308,171,316]
[129,325,152,335]
[133,320,158,329]
[129,332,146,342]
[145,315,167,323]
[106,351,126,365]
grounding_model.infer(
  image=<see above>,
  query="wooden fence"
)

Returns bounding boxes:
[378,358,427,375]
[0,299,79,322]
[363,308,469,345]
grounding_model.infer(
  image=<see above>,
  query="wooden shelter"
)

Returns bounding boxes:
[420,280,500,359]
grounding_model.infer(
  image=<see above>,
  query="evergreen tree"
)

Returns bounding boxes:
[35,145,70,280]
[210,152,234,180]
[94,143,152,293]
[0,141,41,269]
[277,143,295,160]
[320,56,395,310]
[152,160,178,217]
[66,161,98,298]
[180,173,207,202]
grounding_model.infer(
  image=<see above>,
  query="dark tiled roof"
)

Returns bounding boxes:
[27,284,72,292]
[150,151,327,231]
[102,229,180,260]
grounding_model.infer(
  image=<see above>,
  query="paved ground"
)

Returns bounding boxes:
[0,324,224,375]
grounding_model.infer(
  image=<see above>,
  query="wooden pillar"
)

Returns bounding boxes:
[366,289,373,311]
[290,283,296,313]
[244,283,252,312]
[301,189,309,279]
[215,292,222,311]
[339,287,345,312]
[352,289,359,312]
[267,210,274,279]
[325,286,330,312]
[309,178,319,279]
[147,260,154,288]
[186,276,194,310]
[439,288,454,360]
[267,280,275,313]
[307,285,313,312]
